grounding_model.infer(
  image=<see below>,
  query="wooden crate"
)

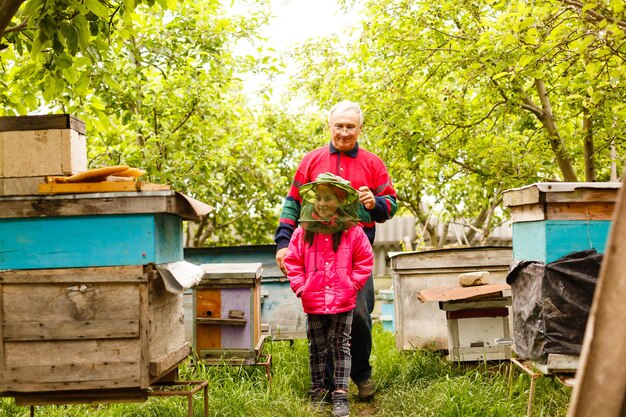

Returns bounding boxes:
[0,265,190,395]
[0,114,87,178]
[193,263,262,363]
[389,246,512,351]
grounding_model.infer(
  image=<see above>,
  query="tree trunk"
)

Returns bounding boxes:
[583,106,596,182]
[534,79,578,182]
[0,0,24,38]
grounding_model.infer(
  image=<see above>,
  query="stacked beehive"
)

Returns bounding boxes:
[503,182,621,368]
[0,115,210,405]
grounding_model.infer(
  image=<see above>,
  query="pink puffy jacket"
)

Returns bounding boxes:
[284,226,374,315]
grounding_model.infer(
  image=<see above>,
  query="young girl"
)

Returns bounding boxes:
[284,172,374,417]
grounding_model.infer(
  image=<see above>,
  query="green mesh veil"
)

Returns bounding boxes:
[298,172,361,235]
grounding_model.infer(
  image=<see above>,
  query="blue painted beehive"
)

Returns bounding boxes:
[503,182,621,262]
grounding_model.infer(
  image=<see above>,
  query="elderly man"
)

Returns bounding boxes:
[275,100,397,401]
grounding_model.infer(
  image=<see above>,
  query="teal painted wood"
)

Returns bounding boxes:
[0,214,183,270]
[513,220,611,263]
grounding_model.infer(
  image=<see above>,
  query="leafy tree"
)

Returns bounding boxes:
[0,0,315,246]
[290,0,626,248]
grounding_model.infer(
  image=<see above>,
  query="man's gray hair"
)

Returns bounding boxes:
[328,100,364,127]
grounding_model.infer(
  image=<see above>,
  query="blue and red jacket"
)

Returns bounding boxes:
[275,142,397,250]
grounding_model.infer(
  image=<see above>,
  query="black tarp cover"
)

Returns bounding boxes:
[505,249,602,363]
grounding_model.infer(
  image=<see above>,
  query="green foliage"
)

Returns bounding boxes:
[0,324,571,416]
[289,0,626,246]
[0,0,313,246]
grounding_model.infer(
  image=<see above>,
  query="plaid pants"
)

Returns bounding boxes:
[306,310,353,391]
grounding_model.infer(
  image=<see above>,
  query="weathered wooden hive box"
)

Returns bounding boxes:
[0,114,87,196]
[503,182,621,262]
[389,246,512,351]
[0,190,208,404]
[193,263,263,364]
[185,245,307,340]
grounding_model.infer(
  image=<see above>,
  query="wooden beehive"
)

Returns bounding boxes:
[503,182,621,263]
[0,191,211,404]
[389,246,512,351]
[0,265,188,401]
[0,114,87,196]
[193,263,262,363]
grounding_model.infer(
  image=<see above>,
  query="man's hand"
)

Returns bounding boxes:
[276,247,288,276]
[358,186,376,210]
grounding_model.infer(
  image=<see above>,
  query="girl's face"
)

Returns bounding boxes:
[314,185,340,218]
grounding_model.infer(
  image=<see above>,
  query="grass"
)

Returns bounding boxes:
[0,324,571,416]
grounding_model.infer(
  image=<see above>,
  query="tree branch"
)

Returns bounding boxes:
[0,0,25,38]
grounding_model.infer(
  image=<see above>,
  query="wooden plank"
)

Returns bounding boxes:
[195,289,222,351]
[0,114,86,134]
[139,282,150,389]
[390,247,513,271]
[196,317,247,326]
[510,202,616,222]
[148,343,190,378]
[503,183,621,207]
[11,388,148,406]
[0,265,146,284]
[3,319,139,341]
[567,175,626,417]
[38,181,170,194]
[3,283,141,322]
[0,191,210,221]
[440,297,512,311]
[417,283,510,303]
[0,362,141,392]
[4,339,139,366]
[503,185,542,207]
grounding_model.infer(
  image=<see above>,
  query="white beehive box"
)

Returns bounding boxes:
[0,114,88,195]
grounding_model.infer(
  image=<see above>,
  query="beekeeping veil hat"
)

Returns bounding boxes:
[298,172,361,234]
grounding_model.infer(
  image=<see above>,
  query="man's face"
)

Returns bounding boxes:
[329,109,361,152]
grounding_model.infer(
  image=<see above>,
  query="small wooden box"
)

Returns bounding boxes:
[0,114,87,178]
[193,263,262,363]
[0,265,190,395]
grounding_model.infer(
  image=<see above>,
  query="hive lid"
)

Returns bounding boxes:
[0,190,213,221]
[199,262,263,285]
[503,182,621,207]
[156,260,204,293]
[0,114,86,135]
[417,283,510,303]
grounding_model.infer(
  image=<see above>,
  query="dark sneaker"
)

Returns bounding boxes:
[308,388,330,406]
[332,391,350,417]
[356,378,375,401]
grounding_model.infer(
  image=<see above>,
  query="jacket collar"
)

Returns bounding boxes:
[329,141,359,158]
